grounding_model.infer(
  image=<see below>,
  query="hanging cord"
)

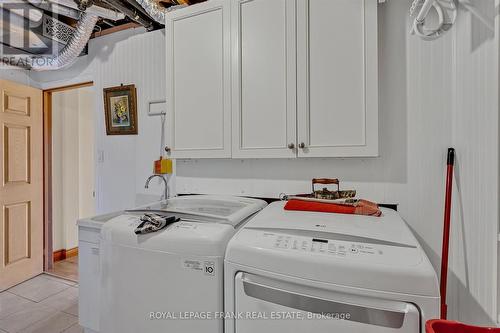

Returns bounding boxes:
[160,114,166,158]
[159,114,169,200]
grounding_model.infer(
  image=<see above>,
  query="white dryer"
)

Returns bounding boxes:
[224,201,439,333]
[99,195,267,333]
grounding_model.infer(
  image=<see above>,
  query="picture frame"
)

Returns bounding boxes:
[103,84,138,135]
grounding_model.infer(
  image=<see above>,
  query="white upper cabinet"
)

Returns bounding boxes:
[165,0,231,158]
[166,0,378,159]
[296,0,378,157]
[231,0,297,158]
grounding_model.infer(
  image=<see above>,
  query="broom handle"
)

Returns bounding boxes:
[440,148,455,320]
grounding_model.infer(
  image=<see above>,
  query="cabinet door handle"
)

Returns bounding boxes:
[164,146,171,153]
[287,143,295,149]
[298,142,306,149]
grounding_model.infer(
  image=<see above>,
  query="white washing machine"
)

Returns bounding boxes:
[224,201,439,333]
[98,195,267,333]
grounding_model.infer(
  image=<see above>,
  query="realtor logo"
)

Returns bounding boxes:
[0,1,57,56]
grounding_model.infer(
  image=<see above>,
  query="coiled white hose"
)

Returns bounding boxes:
[410,0,457,41]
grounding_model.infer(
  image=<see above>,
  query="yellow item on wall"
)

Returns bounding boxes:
[154,157,173,175]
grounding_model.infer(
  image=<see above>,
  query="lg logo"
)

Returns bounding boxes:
[204,262,215,276]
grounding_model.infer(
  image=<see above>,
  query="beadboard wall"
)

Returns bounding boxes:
[23,0,500,326]
[30,28,169,213]
[406,0,499,324]
[447,0,499,323]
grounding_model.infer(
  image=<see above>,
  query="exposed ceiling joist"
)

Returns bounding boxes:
[50,0,125,20]
[0,0,208,70]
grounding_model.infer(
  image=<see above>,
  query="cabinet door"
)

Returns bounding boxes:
[231,0,297,158]
[78,240,100,332]
[166,0,231,158]
[297,0,378,157]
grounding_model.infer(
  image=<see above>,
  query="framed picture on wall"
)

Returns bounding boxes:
[103,84,138,135]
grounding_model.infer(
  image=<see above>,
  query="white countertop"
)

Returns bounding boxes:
[78,211,127,230]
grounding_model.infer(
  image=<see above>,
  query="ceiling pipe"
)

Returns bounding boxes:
[48,0,125,21]
[28,11,98,70]
[122,0,157,23]
[102,18,116,26]
[101,0,154,30]
[6,11,98,71]
[26,0,81,20]
[133,0,186,25]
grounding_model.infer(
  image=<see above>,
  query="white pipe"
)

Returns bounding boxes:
[49,0,124,21]
[133,0,187,24]
[135,0,166,24]
[27,12,98,71]
[27,0,81,20]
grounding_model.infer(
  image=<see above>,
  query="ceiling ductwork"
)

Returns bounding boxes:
[48,0,125,20]
[1,0,117,71]
[101,0,157,30]
[1,1,99,71]
[27,0,81,20]
[0,0,205,71]
[133,0,167,24]
[98,0,186,30]
[132,0,187,24]
[28,11,98,71]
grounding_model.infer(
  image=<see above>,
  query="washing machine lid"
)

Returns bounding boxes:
[131,195,267,226]
[225,201,439,297]
[100,214,240,256]
[100,196,267,256]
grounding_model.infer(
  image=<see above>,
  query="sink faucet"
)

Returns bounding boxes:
[145,174,169,200]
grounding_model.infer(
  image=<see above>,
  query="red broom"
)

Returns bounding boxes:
[440,148,455,320]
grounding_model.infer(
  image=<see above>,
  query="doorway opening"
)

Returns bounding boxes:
[43,82,95,282]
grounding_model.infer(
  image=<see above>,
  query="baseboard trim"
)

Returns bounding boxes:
[53,247,78,262]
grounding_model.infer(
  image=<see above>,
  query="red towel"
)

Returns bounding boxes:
[284,199,381,217]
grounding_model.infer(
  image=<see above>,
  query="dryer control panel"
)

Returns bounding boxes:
[242,227,421,266]
[270,233,382,258]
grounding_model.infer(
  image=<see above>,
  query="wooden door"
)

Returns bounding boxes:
[297,0,379,157]
[0,80,43,291]
[165,0,232,158]
[231,0,297,158]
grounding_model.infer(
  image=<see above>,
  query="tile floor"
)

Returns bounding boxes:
[46,257,79,282]
[0,274,83,333]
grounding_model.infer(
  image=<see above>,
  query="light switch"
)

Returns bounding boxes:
[98,150,105,163]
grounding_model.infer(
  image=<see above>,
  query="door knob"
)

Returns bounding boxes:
[287,143,295,149]
[298,142,306,149]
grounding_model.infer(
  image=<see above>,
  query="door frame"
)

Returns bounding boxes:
[42,81,93,271]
